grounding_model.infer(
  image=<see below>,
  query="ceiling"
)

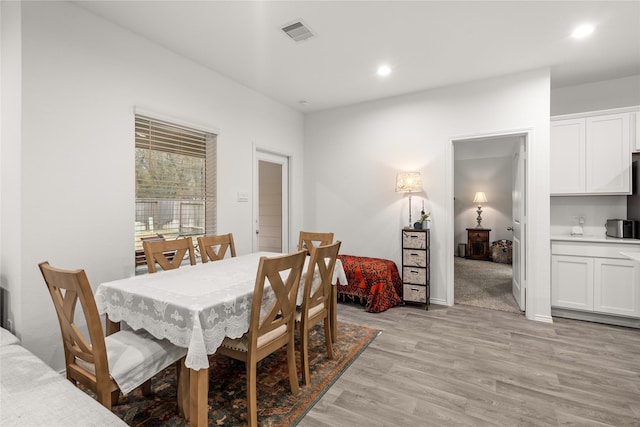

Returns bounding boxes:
[74,1,640,113]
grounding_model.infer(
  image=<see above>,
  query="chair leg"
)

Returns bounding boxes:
[324,316,335,360]
[301,325,311,386]
[331,286,338,343]
[287,337,300,395]
[246,360,258,427]
[96,388,113,410]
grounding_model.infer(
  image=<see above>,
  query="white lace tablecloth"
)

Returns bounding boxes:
[95,252,347,371]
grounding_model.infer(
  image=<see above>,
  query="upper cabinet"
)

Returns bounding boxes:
[551,110,634,196]
[634,111,640,152]
[550,118,586,194]
[586,113,631,194]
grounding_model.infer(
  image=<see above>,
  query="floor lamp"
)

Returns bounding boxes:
[395,172,423,228]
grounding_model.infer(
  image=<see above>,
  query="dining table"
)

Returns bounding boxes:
[95,251,347,426]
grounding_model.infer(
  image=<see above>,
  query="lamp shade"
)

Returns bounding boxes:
[395,172,422,193]
[473,191,488,204]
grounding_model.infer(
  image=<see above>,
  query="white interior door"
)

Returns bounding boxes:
[254,150,289,253]
[511,138,526,311]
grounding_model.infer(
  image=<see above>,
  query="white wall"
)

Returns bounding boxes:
[0,1,23,332]
[304,69,551,322]
[551,75,640,116]
[2,1,304,370]
[454,156,514,246]
[550,196,626,236]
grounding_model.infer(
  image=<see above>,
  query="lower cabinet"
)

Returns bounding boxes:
[551,255,594,311]
[551,242,640,318]
[594,258,640,317]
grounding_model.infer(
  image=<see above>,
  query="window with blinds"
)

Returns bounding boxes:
[135,115,217,249]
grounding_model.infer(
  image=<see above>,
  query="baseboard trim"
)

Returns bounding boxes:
[551,307,640,329]
[531,314,553,323]
[430,297,448,306]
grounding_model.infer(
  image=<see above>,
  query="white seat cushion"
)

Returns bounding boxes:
[220,324,288,352]
[0,327,20,347]
[77,329,186,395]
[1,344,127,426]
[295,302,325,322]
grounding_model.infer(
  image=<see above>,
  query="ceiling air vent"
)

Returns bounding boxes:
[281,20,315,42]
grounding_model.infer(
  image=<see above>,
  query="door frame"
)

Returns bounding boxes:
[448,129,532,317]
[253,147,290,253]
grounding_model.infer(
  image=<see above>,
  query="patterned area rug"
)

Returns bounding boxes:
[454,257,522,314]
[86,322,378,426]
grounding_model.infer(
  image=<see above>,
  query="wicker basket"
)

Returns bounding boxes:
[491,239,512,264]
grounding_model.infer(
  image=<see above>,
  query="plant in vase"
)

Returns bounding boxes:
[413,211,431,229]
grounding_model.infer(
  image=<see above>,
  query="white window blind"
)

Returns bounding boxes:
[135,115,217,247]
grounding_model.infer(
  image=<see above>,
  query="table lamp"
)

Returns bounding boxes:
[473,191,488,228]
[395,172,423,228]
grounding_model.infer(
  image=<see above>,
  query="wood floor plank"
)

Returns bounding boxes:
[299,302,640,427]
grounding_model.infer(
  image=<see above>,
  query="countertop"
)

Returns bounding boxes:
[550,235,640,245]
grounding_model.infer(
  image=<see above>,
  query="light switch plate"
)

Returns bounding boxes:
[237,192,249,202]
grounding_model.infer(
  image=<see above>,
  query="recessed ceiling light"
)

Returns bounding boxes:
[377,65,392,77]
[572,23,594,39]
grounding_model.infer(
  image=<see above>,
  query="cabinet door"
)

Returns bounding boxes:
[634,111,640,153]
[550,119,586,194]
[586,113,631,194]
[551,255,593,310]
[594,258,640,317]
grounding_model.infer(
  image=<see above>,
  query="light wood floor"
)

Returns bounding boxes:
[301,302,640,426]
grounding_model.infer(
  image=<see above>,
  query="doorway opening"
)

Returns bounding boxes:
[452,133,527,314]
[254,149,290,253]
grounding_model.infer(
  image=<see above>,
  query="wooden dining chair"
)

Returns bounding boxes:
[296,241,341,386]
[135,234,167,267]
[297,231,334,252]
[197,233,236,263]
[143,237,196,273]
[38,261,187,410]
[216,250,307,427]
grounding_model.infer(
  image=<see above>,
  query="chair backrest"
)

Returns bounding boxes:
[38,262,110,385]
[249,250,307,351]
[297,231,334,252]
[143,237,196,273]
[135,234,166,266]
[300,241,342,322]
[197,233,237,263]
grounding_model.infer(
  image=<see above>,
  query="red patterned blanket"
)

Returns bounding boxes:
[337,255,402,313]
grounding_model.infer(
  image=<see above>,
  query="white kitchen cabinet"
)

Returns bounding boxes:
[550,119,585,194]
[634,111,640,152]
[551,112,631,195]
[594,258,640,317]
[586,113,630,193]
[551,255,593,310]
[551,241,640,318]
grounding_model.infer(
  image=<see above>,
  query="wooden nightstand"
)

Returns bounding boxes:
[466,228,491,261]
